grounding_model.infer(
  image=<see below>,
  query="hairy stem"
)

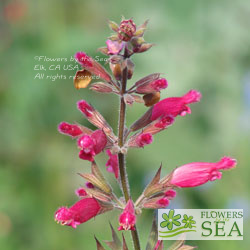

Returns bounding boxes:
[117,49,141,250]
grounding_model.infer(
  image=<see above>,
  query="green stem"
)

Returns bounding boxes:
[117,48,141,250]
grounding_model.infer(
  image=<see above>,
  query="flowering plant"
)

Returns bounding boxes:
[55,17,237,250]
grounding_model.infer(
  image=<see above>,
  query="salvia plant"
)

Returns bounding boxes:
[55,17,237,250]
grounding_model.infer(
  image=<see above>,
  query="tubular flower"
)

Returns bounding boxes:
[118,200,136,231]
[75,52,111,82]
[136,78,168,94]
[105,150,119,179]
[58,122,84,137]
[135,133,153,147]
[55,198,101,228]
[151,90,202,120]
[170,157,237,188]
[78,130,107,162]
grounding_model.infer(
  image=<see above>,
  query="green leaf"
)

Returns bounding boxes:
[95,236,106,250]
[105,223,122,250]
[146,216,158,250]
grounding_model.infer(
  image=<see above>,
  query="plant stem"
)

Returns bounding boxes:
[117,50,141,250]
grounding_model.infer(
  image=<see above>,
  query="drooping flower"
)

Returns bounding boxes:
[55,198,101,228]
[118,19,136,41]
[105,150,119,179]
[170,157,237,188]
[75,52,111,82]
[151,90,202,120]
[78,130,107,162]
[118,200,136,231]
[106,40,124,55]
[136,78,168,94]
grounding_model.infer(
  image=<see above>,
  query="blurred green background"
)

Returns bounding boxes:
[0,0,250,249]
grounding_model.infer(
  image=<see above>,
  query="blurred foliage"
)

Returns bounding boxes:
[0,0,250,249]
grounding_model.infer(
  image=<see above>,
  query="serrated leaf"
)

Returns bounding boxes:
[146,217,158,250]
[95,236,106,250]
[105,223,122,250]
[122,234,129,250]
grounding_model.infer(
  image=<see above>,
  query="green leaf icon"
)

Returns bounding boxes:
[160,210,181,230]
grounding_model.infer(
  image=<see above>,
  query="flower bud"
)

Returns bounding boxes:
[126,59,135,79]
[58,122,83,137]
[118,19,136,41]
[124,94,134,106]
[136,78,168,94]
[75,52,111,82]
[108,20,119,32]
[90,82,114,93]
[134,43,154,53]
[75,187,87,197]
[143,92,161,107]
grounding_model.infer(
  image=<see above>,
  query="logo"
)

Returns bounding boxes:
[158,209,243,240]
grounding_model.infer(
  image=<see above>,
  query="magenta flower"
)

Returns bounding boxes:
[55,198,101,228]
[156,197,170,208]
[151,90,202,120]
[171,157,237,188]
[118,19,136,41]
[75,52,111,82]
[106,40,124,55]
[106,150,119,179]
[136,78,168,94]
[135,133,153,147]
[118,200,136,231]
[165,189,177,199]
[58,122,84,137]
[75,187,87,197]
[77,100,94,118]
[78,130,107,162]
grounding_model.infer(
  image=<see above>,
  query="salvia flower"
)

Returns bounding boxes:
[58,122,84,137]
[171,157,237,188]
[78,130,107,162]
[151,89,202,120]
[106,150,119,179]
[75,52,111,82]
[136,78,168,94]
[77,100,114,138]
[118,200,136,231]
[128,132,153,148]
[55,198,101,228]
[106,40,124,55]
